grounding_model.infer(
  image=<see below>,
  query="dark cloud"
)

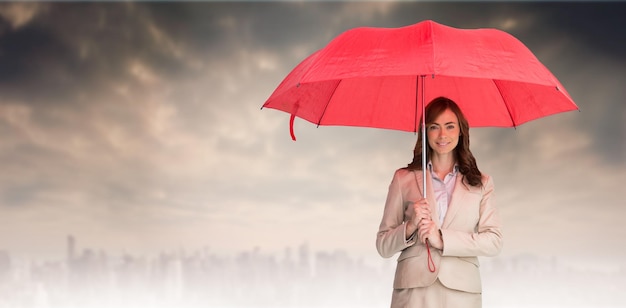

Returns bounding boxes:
[0,3,195,105]
[0,19,80,103]
[531,2,626,59]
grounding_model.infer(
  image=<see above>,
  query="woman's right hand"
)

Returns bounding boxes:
[405,198,430,239]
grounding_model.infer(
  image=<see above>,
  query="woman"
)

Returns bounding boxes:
[376,96,503,308]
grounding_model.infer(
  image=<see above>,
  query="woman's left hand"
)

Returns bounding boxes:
[418,218,443,250]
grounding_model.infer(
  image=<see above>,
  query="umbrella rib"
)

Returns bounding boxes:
[492,80,517,128]
[316,80,342,127]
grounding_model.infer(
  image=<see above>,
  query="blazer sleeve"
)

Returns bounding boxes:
[441,175,503,257]
[376,169,416,258]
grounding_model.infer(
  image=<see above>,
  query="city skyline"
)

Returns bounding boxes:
[1,234,625,308]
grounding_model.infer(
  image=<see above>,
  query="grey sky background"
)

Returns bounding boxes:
[0,1,625,272]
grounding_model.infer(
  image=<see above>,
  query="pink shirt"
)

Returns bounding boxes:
[428,162,459,225]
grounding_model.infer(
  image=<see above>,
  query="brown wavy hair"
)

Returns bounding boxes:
[405,96,483,187]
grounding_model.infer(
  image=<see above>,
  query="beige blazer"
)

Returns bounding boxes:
[376,168,503,293]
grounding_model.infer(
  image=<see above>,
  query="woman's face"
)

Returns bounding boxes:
[427,108,460,157]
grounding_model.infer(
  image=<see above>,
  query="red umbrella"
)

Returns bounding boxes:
[261,19,578,271]
[262,19,578,136]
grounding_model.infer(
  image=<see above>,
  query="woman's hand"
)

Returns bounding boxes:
[418,219,444,250]
[405,198,431,240]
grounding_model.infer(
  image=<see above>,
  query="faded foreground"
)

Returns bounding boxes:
[0,239,624,308]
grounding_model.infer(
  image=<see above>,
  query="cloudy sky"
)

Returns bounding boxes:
[0,1,624,271]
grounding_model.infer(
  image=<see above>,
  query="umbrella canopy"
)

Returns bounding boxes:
[262,20,579,137]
